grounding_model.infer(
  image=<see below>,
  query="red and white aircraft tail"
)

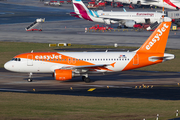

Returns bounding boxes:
[4,22,174,82]
[70,0,105,23]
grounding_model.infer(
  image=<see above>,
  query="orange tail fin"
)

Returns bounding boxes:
[137,22,171,53]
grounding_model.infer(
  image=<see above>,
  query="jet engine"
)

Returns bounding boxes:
[54,69,74,81]
[124,20,136,27]
[104,19,111,25]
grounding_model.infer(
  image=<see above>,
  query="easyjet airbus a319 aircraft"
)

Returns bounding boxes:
[4,21,174,83]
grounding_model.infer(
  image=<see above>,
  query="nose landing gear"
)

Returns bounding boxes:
[27,72,33,82]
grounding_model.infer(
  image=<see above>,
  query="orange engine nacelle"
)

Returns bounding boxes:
[54,69,73,81]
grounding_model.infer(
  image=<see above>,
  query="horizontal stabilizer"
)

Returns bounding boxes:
[144,0,159,3]
[149,54,175,62]
[69,12,80,16]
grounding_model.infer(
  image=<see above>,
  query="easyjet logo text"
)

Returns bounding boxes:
[35,54,62,59]
[146,23,169,50]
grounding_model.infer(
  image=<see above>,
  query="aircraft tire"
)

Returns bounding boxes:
[84,77,91,83]
[124,25,128,28]
[82,76,91,83]
[117,26,122,29]
[27,78,32,82]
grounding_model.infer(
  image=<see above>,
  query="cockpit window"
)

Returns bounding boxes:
[11,58,21,61]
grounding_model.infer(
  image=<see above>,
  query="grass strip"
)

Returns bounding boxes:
[0,92,179,120]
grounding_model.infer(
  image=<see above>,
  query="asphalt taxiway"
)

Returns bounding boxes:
[0,20,180,49]
[0,0,180,49]
[1,68,180,100]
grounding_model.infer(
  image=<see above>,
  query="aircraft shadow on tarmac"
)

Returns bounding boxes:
[27,70,180,100]
[30,70,180,83]
[1,69,180,100]
[34,84,180,100]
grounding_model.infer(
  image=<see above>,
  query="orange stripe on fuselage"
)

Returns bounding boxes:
[14,52,113,71]
[15,52,95,66]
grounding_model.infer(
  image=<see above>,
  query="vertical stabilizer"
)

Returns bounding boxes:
[72,0,81,14]
[72,0,89,12]
[137,21,171,53]
[72,0,93,21]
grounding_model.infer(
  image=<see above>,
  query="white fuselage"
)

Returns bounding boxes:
[4,52,136,73]
[95,11,165,24]
[105,0,180,10]
[72,0,172,26]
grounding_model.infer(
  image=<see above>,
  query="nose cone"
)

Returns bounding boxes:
[4,61,16,72]
[4,62,11,71]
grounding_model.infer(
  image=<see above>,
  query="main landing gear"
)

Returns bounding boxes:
[82,74,91,83]
[27,72,33,82]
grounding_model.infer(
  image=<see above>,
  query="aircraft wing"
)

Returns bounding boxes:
[148,56,174,62]
[98,16,134,25]
[61,62,116,71]
[72,64,108,69]
[143,0,159,3]
[98,16,132,23]
[98,16,125,21]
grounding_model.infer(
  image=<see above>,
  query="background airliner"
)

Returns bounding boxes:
[105,0,180,10]
[4,21,174,83]
[70,0,171,28]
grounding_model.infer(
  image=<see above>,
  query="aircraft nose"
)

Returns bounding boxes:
[4,62,12,71]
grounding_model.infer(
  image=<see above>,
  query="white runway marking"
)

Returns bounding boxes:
[0,89,28,92]
[77,84,132,88]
